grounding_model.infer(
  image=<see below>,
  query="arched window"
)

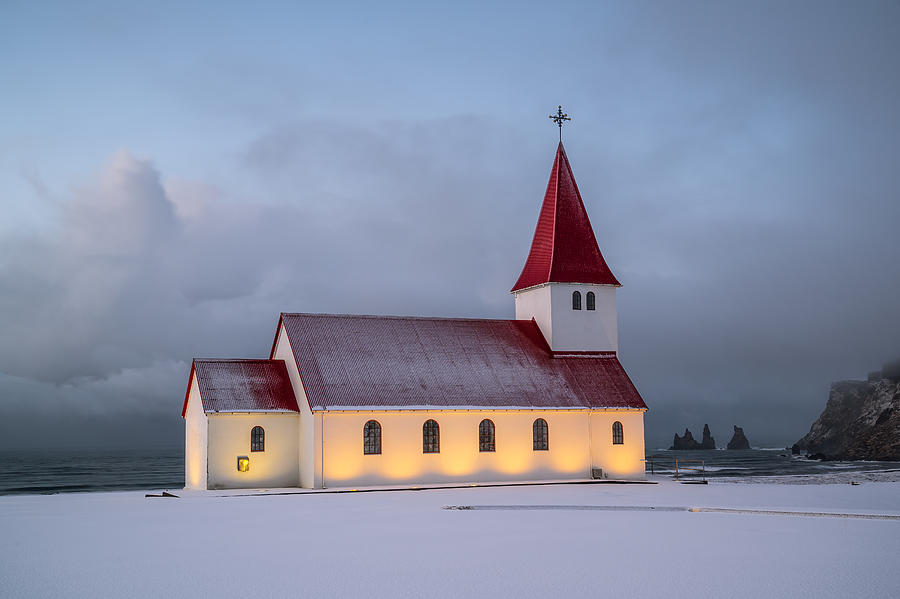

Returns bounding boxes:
[250,426,265,452]
[423,419,440,453]
[586,291,596,311]
[612,421,624,445]
[533,418,549,451]
[479,419,495,452]
[363,420,382,455]
[572,291,582,310]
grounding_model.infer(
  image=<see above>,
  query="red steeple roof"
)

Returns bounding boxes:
[511,142,621,292]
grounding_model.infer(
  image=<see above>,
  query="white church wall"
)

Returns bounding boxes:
[548,283,618,352]
[514,284,553,343]
[515,283,617,352]
[320,409,593,487]
[206,413,300,489]
[589,409,646,480]
[271,321,317,488]
[184,372,208,490]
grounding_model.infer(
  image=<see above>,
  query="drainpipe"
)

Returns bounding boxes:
[321,411,326,489]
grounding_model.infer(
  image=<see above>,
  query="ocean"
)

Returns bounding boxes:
[1,447,899,495]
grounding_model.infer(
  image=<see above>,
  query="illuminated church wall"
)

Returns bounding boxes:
[317,408,645,488]
[206,413,300,490]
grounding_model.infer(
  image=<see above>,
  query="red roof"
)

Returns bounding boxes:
[511,142,620,292]
[181,359,300,417]
[276,313,646,411]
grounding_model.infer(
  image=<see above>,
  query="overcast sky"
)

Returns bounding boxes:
[1,1,898,450]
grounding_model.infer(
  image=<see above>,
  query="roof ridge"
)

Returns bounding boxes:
[281,313,522,323]
[193,358,283,363]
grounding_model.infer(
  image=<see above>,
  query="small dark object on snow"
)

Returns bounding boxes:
[145,490,179,498]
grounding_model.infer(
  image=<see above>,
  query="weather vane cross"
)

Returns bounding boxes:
[549,105,571,141]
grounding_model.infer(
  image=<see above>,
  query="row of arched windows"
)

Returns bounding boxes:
[248,420,625,455]
[360,418,625,455]
[572,291,597,311]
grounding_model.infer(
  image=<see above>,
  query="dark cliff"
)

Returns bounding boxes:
[727,425,750,450]
[793,363,900,461]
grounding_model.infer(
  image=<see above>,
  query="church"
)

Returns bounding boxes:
[182,137,648,490]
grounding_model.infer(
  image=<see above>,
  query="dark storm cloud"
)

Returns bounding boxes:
[1,2,899,449]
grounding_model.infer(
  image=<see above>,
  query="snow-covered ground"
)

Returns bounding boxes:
[2,480,899,598]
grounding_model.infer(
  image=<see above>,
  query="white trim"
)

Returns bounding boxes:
[511,281,621,295]
[311,406,646,412]
[205,409,299,414]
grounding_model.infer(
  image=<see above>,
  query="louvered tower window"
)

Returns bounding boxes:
[572,291,582,310]
[586,291,596,311]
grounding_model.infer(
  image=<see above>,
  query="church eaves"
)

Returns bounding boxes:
[511,142,621,292]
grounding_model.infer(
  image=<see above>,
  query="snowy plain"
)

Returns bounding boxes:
[2,479,899,599]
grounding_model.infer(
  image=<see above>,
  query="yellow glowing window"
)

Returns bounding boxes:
[237,456,250,472]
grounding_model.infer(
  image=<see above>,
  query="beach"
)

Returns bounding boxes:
[2,477,898,598]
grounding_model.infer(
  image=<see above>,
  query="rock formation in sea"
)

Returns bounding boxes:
[670,428,701,450]
[700,424,716,449]
[726,425,751,450]
[793,359,900,461]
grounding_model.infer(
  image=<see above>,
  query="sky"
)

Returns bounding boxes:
[1,0,899,451]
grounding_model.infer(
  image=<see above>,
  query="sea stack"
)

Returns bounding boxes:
[727,425,751,450]
[700,424,716,449]
[670,428,701,450]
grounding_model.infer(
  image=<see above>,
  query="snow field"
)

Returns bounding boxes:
[1,481,899,598]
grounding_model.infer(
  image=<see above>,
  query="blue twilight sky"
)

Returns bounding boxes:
[1,1,899,449]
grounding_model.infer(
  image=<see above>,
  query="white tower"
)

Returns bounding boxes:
[512,143,621,354]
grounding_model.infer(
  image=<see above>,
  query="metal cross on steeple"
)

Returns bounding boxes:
[549,105,571,142]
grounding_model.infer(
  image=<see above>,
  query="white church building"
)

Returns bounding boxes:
[182,142,648,490]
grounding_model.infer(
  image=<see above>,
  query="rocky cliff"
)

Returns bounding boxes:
[700,424,716,449]
[670,428,700,450]
[793,366,900,461]
[670,425,716,450]
[727,425,750,450]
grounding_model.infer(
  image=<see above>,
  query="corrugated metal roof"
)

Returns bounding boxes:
[279,313,646,411]
[512,142,621,292]
[183,359,300,416]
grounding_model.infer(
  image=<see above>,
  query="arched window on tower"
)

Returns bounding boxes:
[423,419,440,453]
[572,291,582,310]
[250,426,265,452]
[586,291,596,311]
[363,420,382,455]
[479,419,495,452]
[533,418,549,451]
[612,421,624,445]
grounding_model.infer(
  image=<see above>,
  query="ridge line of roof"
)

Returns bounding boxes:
[192,358,284,363]
[280,313,527,323]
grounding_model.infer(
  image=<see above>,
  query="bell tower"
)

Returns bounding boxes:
[512,141,621,354]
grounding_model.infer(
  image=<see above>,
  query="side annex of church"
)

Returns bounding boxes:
[182,141,648,490]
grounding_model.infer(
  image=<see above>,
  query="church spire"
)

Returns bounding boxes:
[511,142,620,292]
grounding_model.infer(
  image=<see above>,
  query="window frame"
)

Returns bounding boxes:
[533,418,549,451]
[363,420,382,455]
[586,291,596,311]
[478,419,496,452]
[250,426,265,452]
[572,290,582,310]
[423,419,440,454]
[612,421,624,445]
